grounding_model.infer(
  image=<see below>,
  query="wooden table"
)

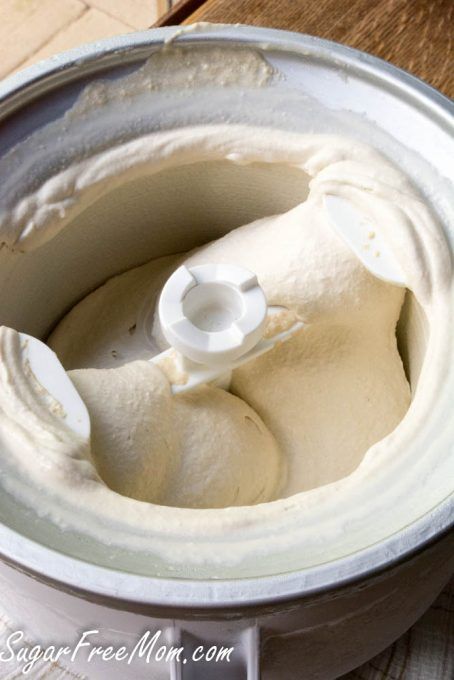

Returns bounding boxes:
[157,0,454,99]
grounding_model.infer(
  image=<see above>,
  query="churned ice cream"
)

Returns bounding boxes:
[48,172,410,508]
[0,42,452,577]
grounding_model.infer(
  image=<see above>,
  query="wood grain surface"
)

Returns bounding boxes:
[157,0,454,98]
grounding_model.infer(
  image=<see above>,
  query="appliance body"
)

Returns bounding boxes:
[0,532,453,679]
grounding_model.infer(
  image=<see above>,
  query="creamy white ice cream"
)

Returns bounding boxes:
[49,191,410,507]
[0,123,451,574]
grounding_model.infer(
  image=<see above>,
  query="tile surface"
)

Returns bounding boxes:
[1,0,165,78]
[0,0,85,78]
[87,0,164,29]
[18,7,132,70]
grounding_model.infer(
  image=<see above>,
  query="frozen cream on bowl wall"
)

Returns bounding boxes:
[0,116,451,576]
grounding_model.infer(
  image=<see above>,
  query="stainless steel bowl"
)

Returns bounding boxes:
[0,26,452,680]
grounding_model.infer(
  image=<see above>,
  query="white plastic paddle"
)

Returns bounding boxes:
[17,263,303,432]
[324,195,407,287]
[19,332,91,439]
